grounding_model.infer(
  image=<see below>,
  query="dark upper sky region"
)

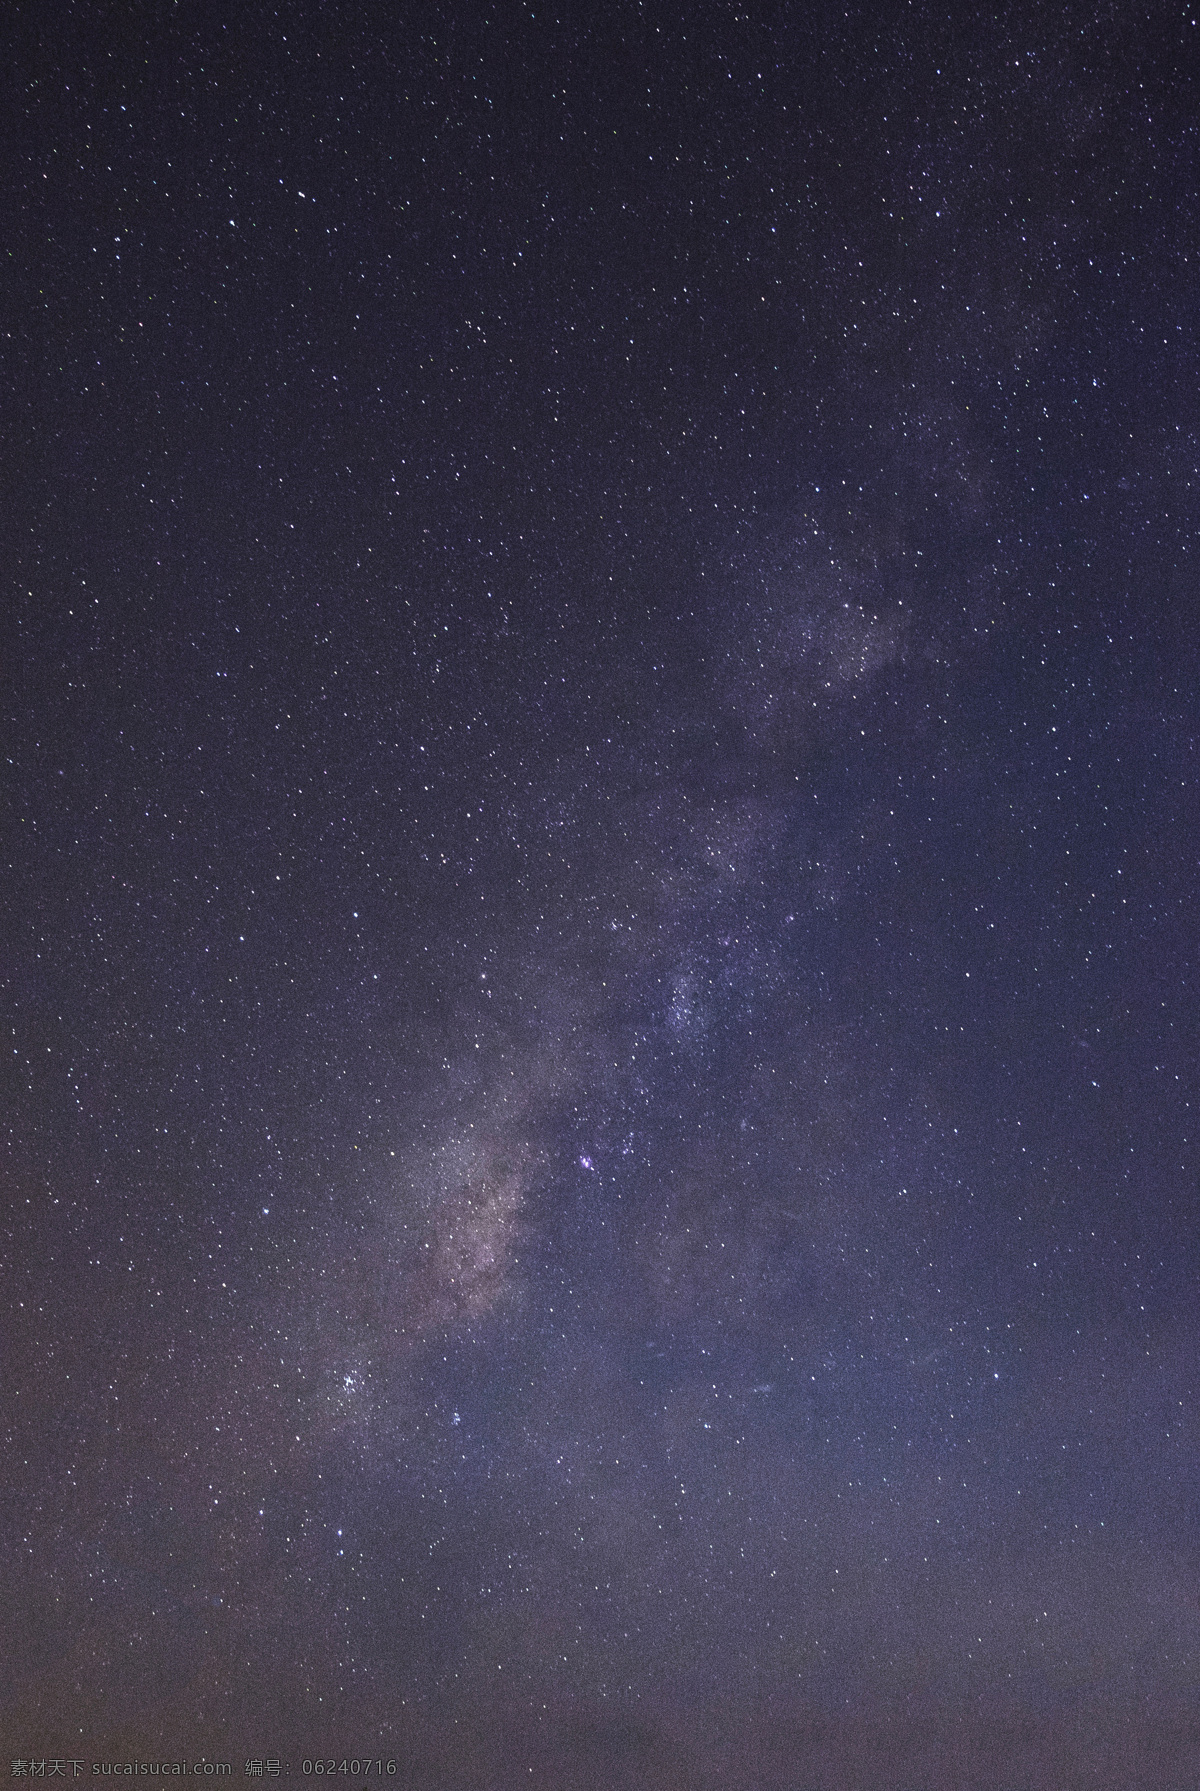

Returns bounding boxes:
[3,3,1199,1785]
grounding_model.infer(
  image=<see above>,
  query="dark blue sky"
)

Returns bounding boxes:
[4,3,1199,1784]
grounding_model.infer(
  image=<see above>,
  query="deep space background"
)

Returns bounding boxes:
[4,2,1200,1785]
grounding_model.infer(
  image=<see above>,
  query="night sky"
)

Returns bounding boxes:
[4,3,1200,1786]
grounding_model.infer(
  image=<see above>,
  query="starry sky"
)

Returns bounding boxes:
[3,3,1200,1786]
